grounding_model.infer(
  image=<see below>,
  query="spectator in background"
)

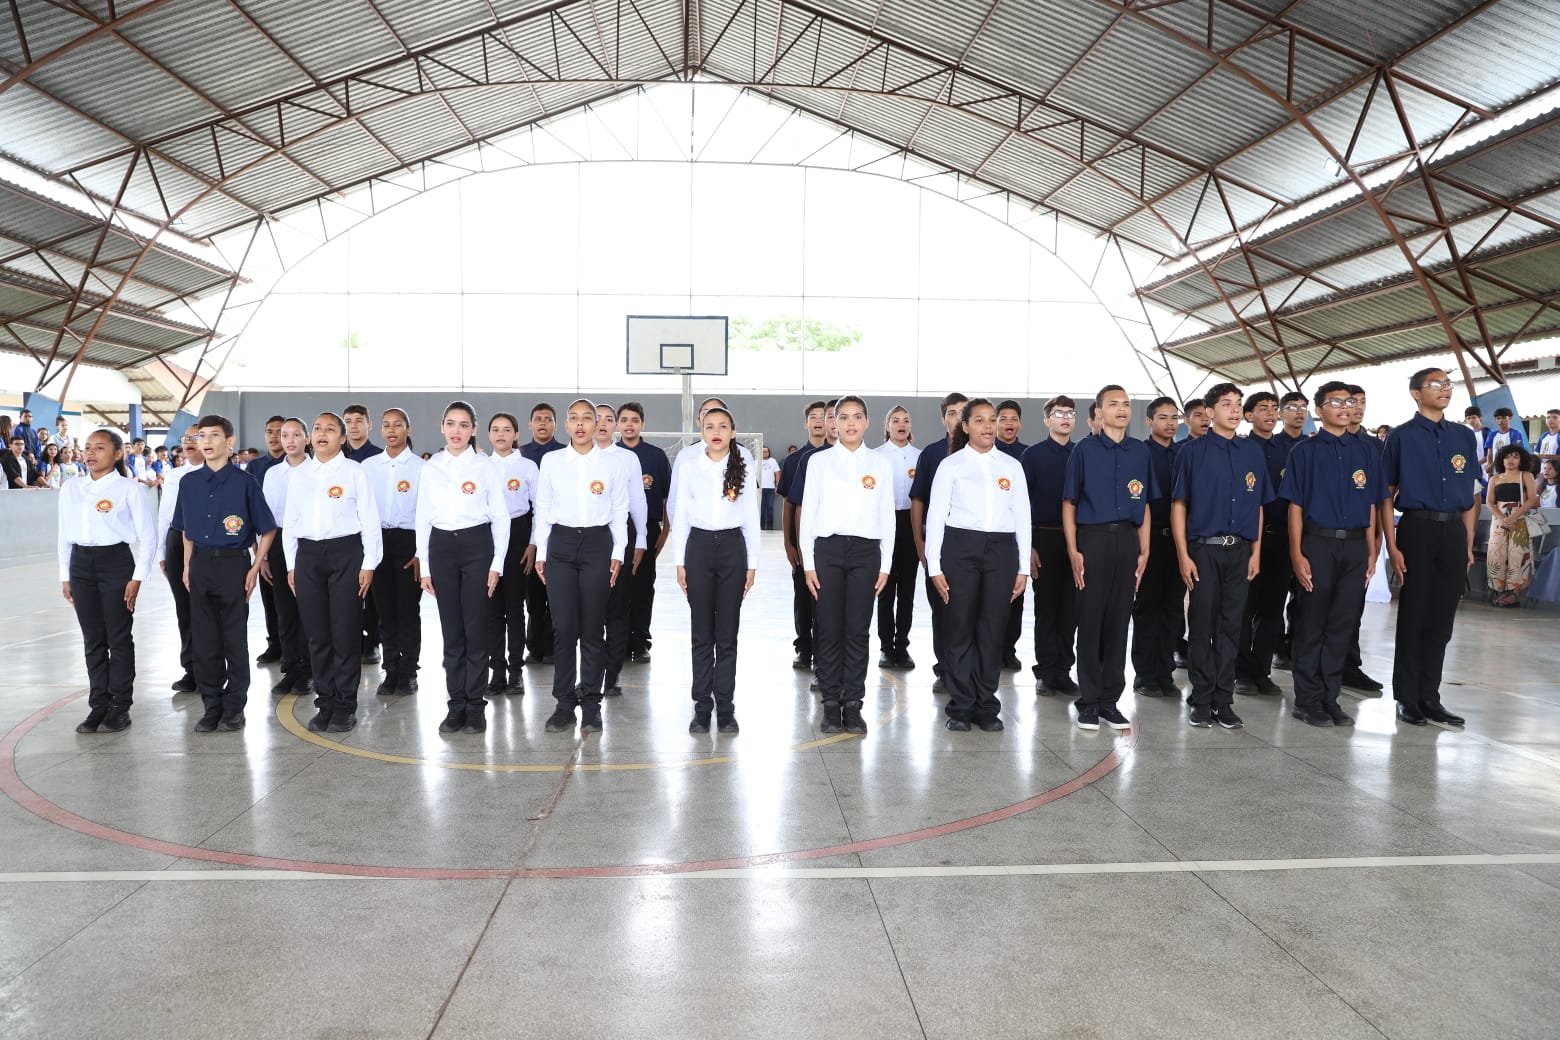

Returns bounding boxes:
[1486,407,1527,470]
[760,445,780,530]
[13,408,40,460]
[5,434,40,488]
[1486,444,1540,607]
[1538,459,1559,509]
[55,444,85,482]
[151,445,169,478]
[1535,408,1560,461]
[54,414,69,445]
[39,443,61,486]
[1465,406,1493,482]
[0,415,12,452]
[1374,424,1390,441]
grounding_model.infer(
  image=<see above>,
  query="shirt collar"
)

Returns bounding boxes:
[1411,413,1448,434]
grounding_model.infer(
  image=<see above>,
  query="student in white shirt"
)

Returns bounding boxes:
[594,403,648,698]
[925,399,1032,732]
[258,418,313,698]
[874,404,919,670]
[416,401,510,735]
[802,396,896,735]
[59,430,157,733]
[671,406,759,733]
[362,408,425,696]
[284,413,382,733]
[1537,409,1560,461]
[484,412,539,695]
[156,431,200,693]
[760,445,781,530]
[535,399,629,734]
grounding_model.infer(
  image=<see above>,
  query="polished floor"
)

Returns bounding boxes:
[1,534,1557,1039]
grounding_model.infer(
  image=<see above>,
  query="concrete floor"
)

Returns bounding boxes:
[1,534,1557,1039]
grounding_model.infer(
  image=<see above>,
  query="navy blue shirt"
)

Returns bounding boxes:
[786,441,833,507]
[347,440,383,462]
[172,462,276,549]
[1171,433,1274,541]
[996,438,1027,460]
[777,442,818,500]
[1279,430,1382,530]
[1144,438,1176,529]
[908,437,953,507]
[521,439,565,466]
[1062,433,1158,526]
[1019,438,1072,526]
[1381,414,1480,512]
[1249,432,1296,525]
[623,440,671,525]
[247,451,286,485]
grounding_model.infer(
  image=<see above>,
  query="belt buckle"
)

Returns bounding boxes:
[1219,534,1237,547]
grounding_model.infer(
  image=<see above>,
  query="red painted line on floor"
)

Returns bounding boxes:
[1,691,1136,880]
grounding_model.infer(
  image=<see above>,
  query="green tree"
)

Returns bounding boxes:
[730,315,861,352]
[341,331,362,351]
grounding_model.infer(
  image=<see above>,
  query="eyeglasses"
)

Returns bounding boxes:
[1280,404,1308,413]
[1321,397,1360,409]
[1049,410,1077,420]
[1420,379,1453,391]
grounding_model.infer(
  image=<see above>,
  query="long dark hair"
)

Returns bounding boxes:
[704,407,747,499]
[89,430,130,478]
[950,398,994,453]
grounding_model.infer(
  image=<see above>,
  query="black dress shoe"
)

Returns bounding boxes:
[1158,680,1181,699]
[1254,676,1283,695]
[975,717,1004,732]
[544,707,576,732]
[1342,669,1384,694]
[462,716,487,734]
[895,652,915,670]
[945,718,972,731]
[170,674,196,693]
[438,710,466,733]
[1395,704,1428,726]
[1173,651,1189,670]
[931,677,945,694]
[397,677,419,694]
[296,678,315,695]
[603,684,623,698]
[1272,654,1292,671]
[374,676,398,696]
[1324,703,1355,727]
[631,648,651,663]
[272,675,297,695]
[1051,675,1080,694]
[689,712,711,734]
[842,707,868,735]
[100,709,132,732]
[194,712,222,733]
[307,710,332,732]
[255,648,281,665]
[1292,707,1333,727]
[1132,679,1163,697]
[76,708,108,733]
[327,713,357,733]
[525,652,545,664]
[579,704,603,733]
[1035,677,1056,696]
[1001,654,1023,671]
[217,714,245,731]
[793,653,812,670]
[487,673,507,693]
[1421,704,1465,728]
[361,648,381,665]
[716,714,740,734]
[819,704,844,734]
[878,652,895,668]
[1233,679,1257,696]
[809,677,821,692]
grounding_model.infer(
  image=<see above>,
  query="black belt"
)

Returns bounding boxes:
[1032,523,1062,532]
[1082,521,1134,530]
[1195,534,1248,547]
[193,546,249,559]
[431,523,491,538]
[1304,524,1366,540]
[74,542,130,555]
[1402,509,1460,522]
[300,533,360,549]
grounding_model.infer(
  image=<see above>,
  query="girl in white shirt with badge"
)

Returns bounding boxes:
[259,418,313,697]
[59,430,157,733]
[801,396,896,735]
[671,406,759,734]
[416,401,510,735]
[486,412,539,695]
[925,399,1031,732]
[283,413,382,734]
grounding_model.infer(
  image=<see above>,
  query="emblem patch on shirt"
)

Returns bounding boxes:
[396,480,410,494]
[95,499,113,514]
[724,487,739,502]
[908,468,916,478]
[1244,471,1257,492]
[223,515,244,534]
[997,477,1011,491]
[1450,453,1467,474]
[507,478,521,492]
[642,474,654,489]
[1127,479,1144,500]
[460,481,477,495]
[589,480,605,495]
[862,475,877,490]
[327,485,344,499]
[1352,468,1367,488]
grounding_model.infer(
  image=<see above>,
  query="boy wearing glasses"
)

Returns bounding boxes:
[1130,396,1182,698]
[1021,396,1081,696]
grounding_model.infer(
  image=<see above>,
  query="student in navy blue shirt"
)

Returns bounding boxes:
[1272,390,1309,665]
[342,404,384,670]
[909,392,968,692]
[521,403,564,661]
[248,415,287,668]
[1330,386,1388,693]
[1020,396,1079,695]
[1234,391,1293,695]
[1280,381,1383,727]
[1172,383,1273,730]
[617,402,671,662]
[780,401,828,668]
[787,398,839,690]
[1130,396,1182,699]
[173,414,277,733]
[1381,368,1480,729]
[994,400,1028,670]
[1062,385,1155,731]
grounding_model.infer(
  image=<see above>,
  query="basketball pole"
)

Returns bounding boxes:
[680,369,694,440]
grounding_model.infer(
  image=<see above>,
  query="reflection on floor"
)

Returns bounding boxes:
[2,535,1557,1039]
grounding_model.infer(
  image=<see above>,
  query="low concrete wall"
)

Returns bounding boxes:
[0,485,161,562]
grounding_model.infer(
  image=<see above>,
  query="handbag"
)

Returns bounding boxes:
[1526,511,1552,537]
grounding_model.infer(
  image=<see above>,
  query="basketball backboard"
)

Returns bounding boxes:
[626,315,728,376]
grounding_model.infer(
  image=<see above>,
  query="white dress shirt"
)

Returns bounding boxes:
[281,454,383,571]
[924,445,1032,578]
[262,457,307,532]
[361,447,425,530]
[414,446,510,572]
[57,471,158,582]
[602,443,649,550]
[800,442,897,572]
[875,440,919,511]
[669,447,761,567]
[668,442,755,521]
[533,443,630,562]
[154,462,198,563]
[489,450,540,520]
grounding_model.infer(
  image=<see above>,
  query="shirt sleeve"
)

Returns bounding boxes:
[908,446,933,503]
[1061,445,1083,504]
[669,460,693,567]
[1380,431,1402,490]
[171,477,188,534]
[626,454,648,550]
[487,472,509,573]
[128,481,158,583]
[1170,444,1193,503]
[877,458,896,574]
[1280,442,1309,507]
[414,467,434,566]
[608,458,629,561]
[250,475,278,537]
[786,453,811,507]
[56,480,74,582]
[799,455,821,572]
[533,457,554,563]
[1010,463,1032,574]
[357,467,383,571]
[741,462,761,570]
[925,458,954,578]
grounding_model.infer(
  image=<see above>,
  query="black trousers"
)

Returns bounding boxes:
[603,516,637,684]
[295,535,365,714]
[1075,524,1138,711]
[791,562,815,659]
[815,534,880,709]
[1292,533,1368,712]
[1130,526,1182,686]
[525,557,554,657]
[70,544,136,712]
[876,509,917,655]
[547,524,613,706]
[940,527,1015,722]
[629,518,661,653]
[1391,512,1467,710]
[1031,527,1078,682]
[266,531,309,681]
[373,527,421,680]
[258,549,280,655]
[686,527,748,713]
[1186,539,1251,710]
[1004,592,1024,661]
[1237,521,1293,681]
[361,580,379,655]
[430,525,492,714]
[188,549,251,718]
[923,570,949,678]
[486,514,532,675]
[162,528,192,675]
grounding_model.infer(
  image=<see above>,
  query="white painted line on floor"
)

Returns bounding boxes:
[0,853,1556,883]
